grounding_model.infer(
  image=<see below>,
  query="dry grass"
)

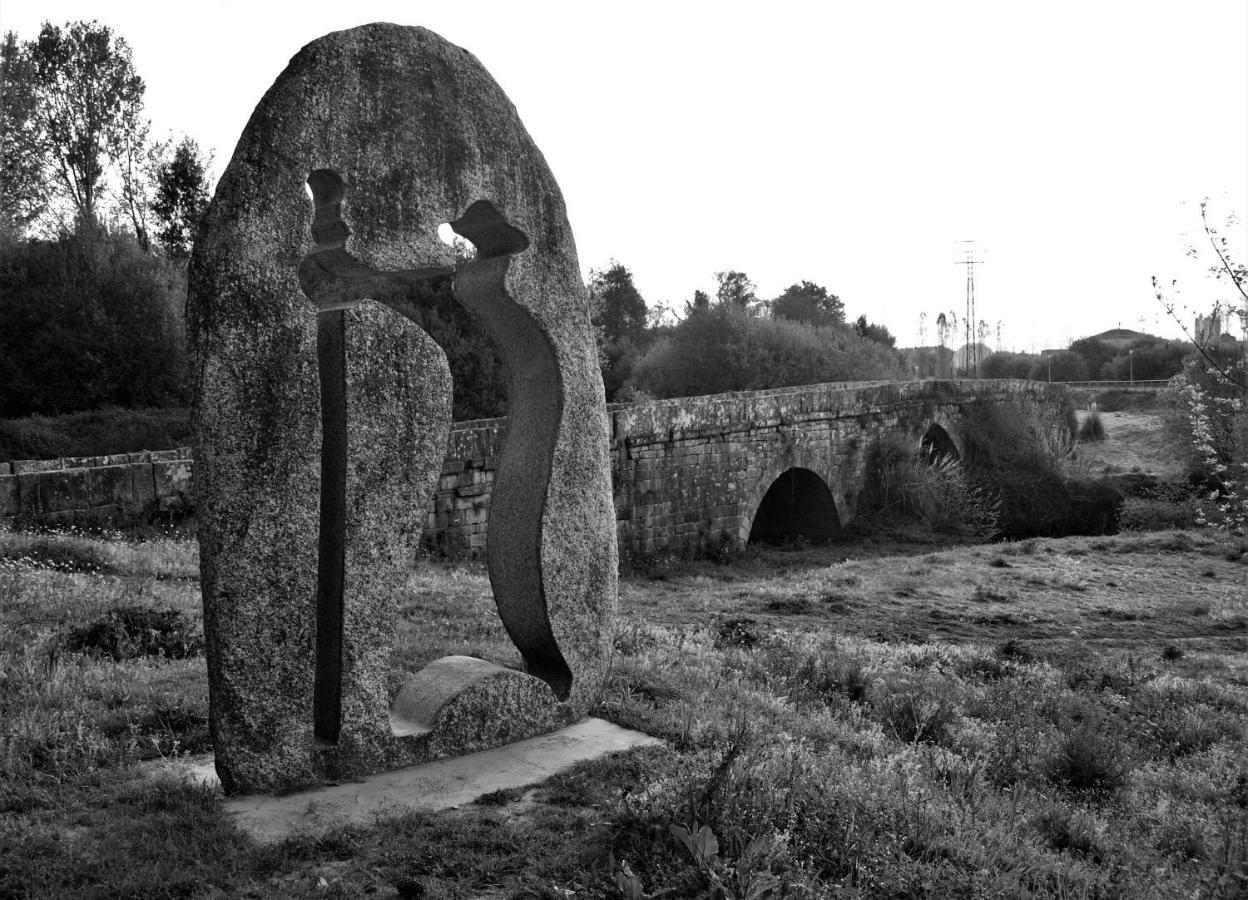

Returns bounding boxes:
[1069,411,1189,480]
[2,525,1247,897]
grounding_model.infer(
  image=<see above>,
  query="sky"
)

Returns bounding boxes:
[3,0,1246,352]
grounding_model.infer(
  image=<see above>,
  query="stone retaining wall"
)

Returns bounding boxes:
[0,449,193,526]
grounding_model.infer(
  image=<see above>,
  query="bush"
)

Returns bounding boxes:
[1119,496,1199,531]
[630,305,905,399]
[0,407,190,461]
[64,606,203,661]
[0,227,189,417]
[0,535,113,573]
[1078,410,1106,442]
[863,434,999,538]
[960,401,1122,538]
[1045,709,1131,795]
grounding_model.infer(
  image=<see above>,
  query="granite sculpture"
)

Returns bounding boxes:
[188,24,616,794]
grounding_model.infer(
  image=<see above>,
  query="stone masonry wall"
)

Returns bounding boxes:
[0,449,193,525]
[2,380,1071,555]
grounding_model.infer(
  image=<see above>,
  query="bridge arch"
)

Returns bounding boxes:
[918,416,964,462]
[920,421,961,462]
[740,458,843,547]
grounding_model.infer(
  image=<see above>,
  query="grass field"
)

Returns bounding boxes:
[2,522,1247,898]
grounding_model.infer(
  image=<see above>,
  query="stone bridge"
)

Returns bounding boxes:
[430,378,1072,557]
[2,379,1072,556]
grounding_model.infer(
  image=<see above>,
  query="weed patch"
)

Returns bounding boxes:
[64,606,203,661]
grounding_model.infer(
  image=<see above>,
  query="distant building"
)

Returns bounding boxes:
[1195,312,1222,345]
[1194,312,1240,346]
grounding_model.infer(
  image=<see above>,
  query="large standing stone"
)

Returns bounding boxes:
[189,24,617,794]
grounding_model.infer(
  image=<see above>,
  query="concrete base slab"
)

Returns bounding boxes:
[148,718,662,843]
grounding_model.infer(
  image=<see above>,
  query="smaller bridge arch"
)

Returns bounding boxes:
[920,421,961,463]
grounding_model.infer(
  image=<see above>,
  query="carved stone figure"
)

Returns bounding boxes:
[188,24,616,794]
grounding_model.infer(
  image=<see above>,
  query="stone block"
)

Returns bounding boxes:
[87,464,134,510]
[153,459,192,500]
[0,474,17,517]
[27,469,89,513]
[12,458,63,475]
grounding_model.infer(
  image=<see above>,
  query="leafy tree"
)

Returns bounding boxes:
[771,280,845,327]
[1099,339,1187,381]
[0,226,188,416]
[684,289,711,318]
[0,32,48,230]
[854,315,896,348]
[1028,351,1087,383]
[1068,337,1114,379]
[401,277,507,420]
[151,137,211,258]
[980,351,1039,380]
[23,20,146,226]
[589,261,651,400]
[589,261,647,346]
[715,270,758,313]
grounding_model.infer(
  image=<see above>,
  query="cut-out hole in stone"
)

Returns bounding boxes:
[438,221,477,262]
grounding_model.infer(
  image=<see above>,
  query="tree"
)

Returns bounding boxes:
[0,227,189,416]
[854,315,896,348]
[589,261,650,400]
[0,32,48,230]
[151,137,211,258]
[1068,337,1114,380]
[1028,351,1087,383]
[980,351,1039,380]
[24,20,146,226]
[770,280,845,327]
[589,261,647,346]
[715,270,758,313]
[684,289,710,318]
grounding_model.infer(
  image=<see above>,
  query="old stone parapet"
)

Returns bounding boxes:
[0,448,193,524]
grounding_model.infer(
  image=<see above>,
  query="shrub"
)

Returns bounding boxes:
[0,535,113,573]
[1119,496,1198,531]
[64,606,203,661]
[1045,714,1131,795]
[959,401,1122,538]
[1078,410,1106,442]
[862,433,1000,539]
[0,227,189,417]
[629,305,905,399]
[788,649,871,704]
[0,407,190,461]
[868,672,960,745]
[712,617,763,649]
[1034,803,1107,861]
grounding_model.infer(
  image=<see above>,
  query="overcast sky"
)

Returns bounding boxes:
[4,0,1246,351]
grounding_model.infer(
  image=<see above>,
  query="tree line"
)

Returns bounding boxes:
[589,265,904,404]
[0,19,1200,428]
[1,21,211,419]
